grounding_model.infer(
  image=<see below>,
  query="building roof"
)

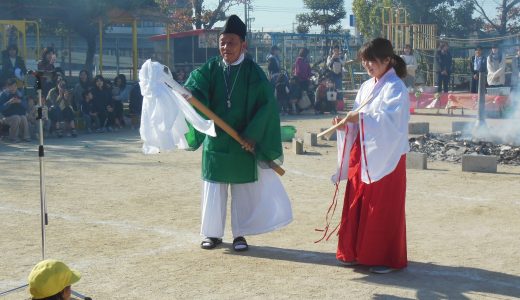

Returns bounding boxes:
[150,29,220,41]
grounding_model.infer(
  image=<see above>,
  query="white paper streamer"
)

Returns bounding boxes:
[139,59,216,154]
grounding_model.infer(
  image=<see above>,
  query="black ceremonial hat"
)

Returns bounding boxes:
[220,15,246,40]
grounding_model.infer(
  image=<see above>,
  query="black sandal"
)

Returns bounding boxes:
[232,236,248,251]
[200,237,222,249]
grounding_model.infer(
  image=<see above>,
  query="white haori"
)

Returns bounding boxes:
[201,167,293,238]
[332,68,410,184]
[139,59,216,154]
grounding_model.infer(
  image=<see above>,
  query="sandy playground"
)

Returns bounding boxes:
[1,111,520,299]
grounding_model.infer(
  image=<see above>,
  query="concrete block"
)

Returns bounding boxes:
[408,122,430,135]
[292,138,304,155]
[320,128,337,141]
[462,155,497,173]
[406,152,427,170]
[304,132,318,146]
[452,121,472,133]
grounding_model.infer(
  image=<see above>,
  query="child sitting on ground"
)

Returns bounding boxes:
[275,73,290,115]
[80,89,101,133]
[28,259,81,300]
[56,90,77,137]
[314,76,337,114]
[288,76,302,114]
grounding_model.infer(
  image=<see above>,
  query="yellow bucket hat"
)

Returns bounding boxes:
[28,259,81,299]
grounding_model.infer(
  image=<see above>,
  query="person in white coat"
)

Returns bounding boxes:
[487,45,505,87]
[400,44,417,88]
[331,37,409,274]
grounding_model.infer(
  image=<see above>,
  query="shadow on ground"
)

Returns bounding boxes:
[226,245,520,299]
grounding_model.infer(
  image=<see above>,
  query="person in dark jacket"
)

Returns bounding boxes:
[435,43,452,93]
[267,45,281,84]
[0,78,30,142]
[80,88,100,133]
[128,82,142,129]
[37,47,56,97]
[1,44,27,87]
[469,46,487,93]
[91,75,114,132]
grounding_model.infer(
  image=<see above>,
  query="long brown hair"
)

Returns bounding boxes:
[358,38,407,79]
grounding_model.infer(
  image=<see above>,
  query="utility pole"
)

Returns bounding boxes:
[244,2,248,33]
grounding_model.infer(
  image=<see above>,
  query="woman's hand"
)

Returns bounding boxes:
[332,115,346,131]
[345,111,359,123]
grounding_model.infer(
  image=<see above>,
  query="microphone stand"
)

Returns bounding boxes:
[0,74,91,300]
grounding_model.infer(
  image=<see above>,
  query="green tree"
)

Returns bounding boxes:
[296,0,347,34]
[471,0,520,34]
[400,0,482,36]
[353,0,483,38]
[352,0,392,38]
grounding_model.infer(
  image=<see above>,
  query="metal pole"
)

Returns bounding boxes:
[116,38,120,75]
[68,33,72,77]
[166,27,170,68]
[477,70,487,128]
[132,19,138,80]
[99,20,103,75]
[35,77,47,260]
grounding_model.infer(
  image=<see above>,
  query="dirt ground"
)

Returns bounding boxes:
[1,111,520,300]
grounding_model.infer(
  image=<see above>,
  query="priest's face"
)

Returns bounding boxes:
[219,33,246,64]
[362,57,390,80]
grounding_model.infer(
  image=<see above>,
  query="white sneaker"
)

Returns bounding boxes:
[338,260,358,266]
[369,266,395,274]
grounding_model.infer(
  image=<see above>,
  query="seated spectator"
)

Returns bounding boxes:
[275,73,290,115]
[37,47,56,97]
[469,46,486,93]
[326,45,344,100]
[112,74,131,129]
[175,69,187,85]
[487,45,505,87]
[46,78,68,137]
[28,259,81,300]
[314,76,337,114]
[128,82,143,129]
[288,76,302,114]
[80,88,100,133]
[91,75,114,132]
[314,76,325,114]
[0,78,30,142]
[73,69,91,111]
[1,44,27,88]
[57,90,77,137]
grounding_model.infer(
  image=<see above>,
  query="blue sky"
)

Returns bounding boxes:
[208,0,499,34]
[208,0,355,33]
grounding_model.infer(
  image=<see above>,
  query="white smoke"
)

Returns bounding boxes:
[471,87,520,146]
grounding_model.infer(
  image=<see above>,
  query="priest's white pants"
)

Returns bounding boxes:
[201,167,293,238]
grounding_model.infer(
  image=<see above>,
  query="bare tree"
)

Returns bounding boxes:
[471,0,520,34]
[162,0,249,30]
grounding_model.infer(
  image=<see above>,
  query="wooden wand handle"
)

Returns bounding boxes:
[187,96,285,176]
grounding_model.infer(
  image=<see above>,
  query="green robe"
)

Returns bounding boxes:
[184,56,283,184]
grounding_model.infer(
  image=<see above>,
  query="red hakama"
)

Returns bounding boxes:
[336,136,407,269]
